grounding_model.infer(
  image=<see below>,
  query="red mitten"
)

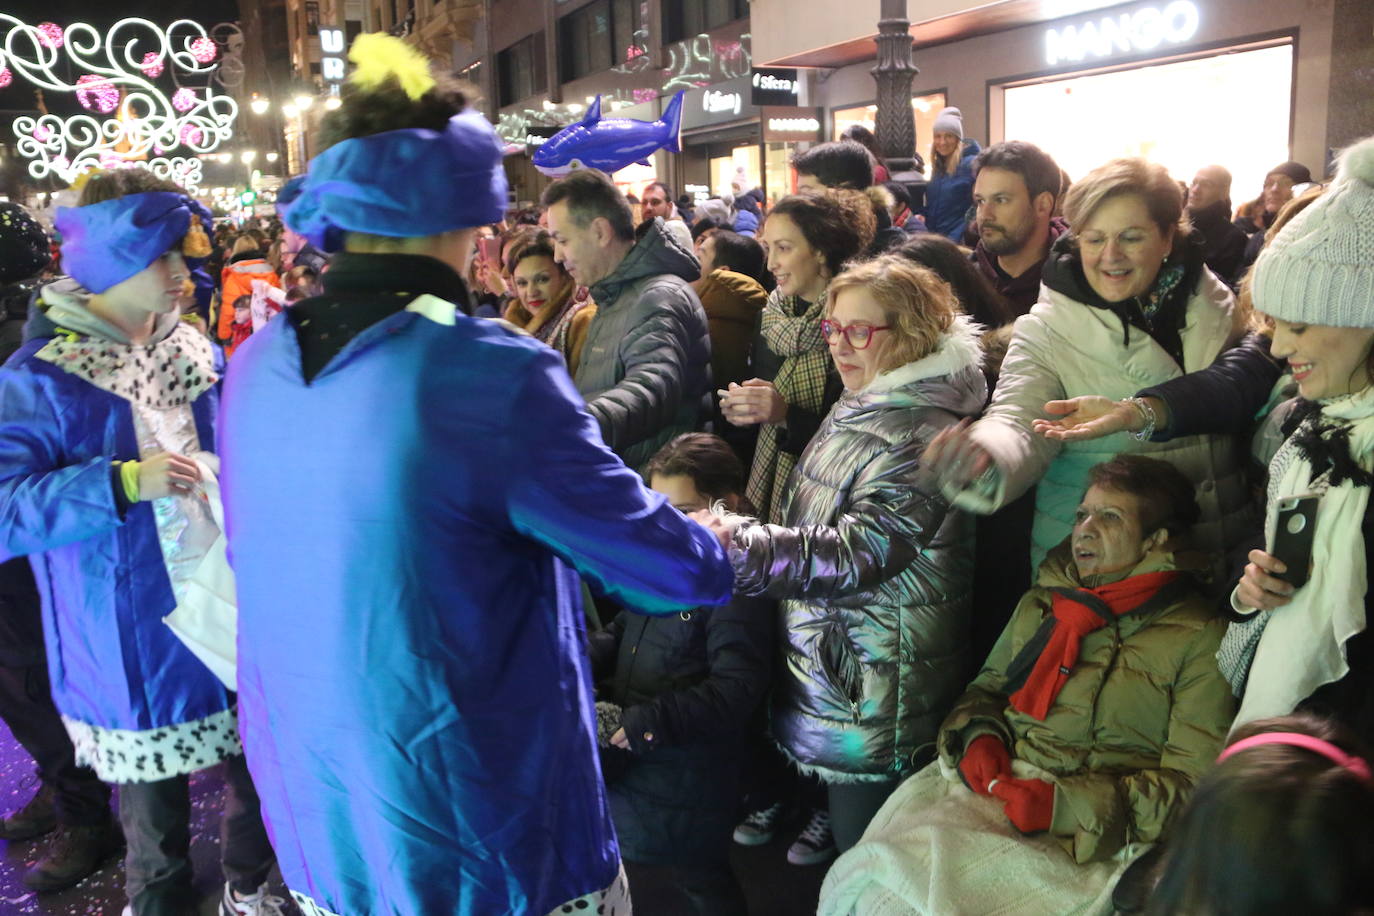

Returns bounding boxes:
[958,735,1011,796]
[990,776,1055,834]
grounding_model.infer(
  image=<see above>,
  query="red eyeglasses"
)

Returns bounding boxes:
[820,319,892,350]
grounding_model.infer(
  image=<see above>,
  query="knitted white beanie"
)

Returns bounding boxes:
[932,107,963,139]
[1252,135,1374,328]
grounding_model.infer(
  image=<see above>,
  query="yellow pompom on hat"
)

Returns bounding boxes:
[347,33,436,101]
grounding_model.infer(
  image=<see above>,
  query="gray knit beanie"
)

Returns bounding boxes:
[932,107,963,139]
[1252,135,1374,328]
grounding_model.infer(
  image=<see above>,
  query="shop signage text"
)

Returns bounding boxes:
[682,76,761,131]
[751,68,801,106]
[1044,1,1201,67]
[762,106,823,143]
[320,27,346,83]
[703,90,743,116]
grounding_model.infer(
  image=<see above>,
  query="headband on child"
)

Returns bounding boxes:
[1217,732,1373,782]
[55,191,213,293]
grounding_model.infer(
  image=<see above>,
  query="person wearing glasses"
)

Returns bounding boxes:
[922,158,1253,574]
[725,254,987,851]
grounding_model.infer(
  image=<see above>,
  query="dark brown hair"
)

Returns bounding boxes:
[506,230,566,276]
[767,192,873,276]
[1085,454,1200,538]
[895,234,1014,329]
[1147,713,1374,916]
[318,73,475,150]
[540,168,636,242]
[645,433,746,507]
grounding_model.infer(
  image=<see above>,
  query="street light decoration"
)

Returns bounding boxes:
[1,15,238,190]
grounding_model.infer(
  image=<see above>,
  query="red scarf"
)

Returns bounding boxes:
[1008,571,1183,720]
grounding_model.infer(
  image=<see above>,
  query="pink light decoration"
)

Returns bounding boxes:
[32,125,52,142]
[140,52,165,78]
[0,68,11,89]
[172,88,197,112]
[179,124,204,146]
[632,88,657,103]
[189,37,217,63]
[624,46,644,61]
[76,75,120,114]
[36,22,64,49]
[53,155,70,170]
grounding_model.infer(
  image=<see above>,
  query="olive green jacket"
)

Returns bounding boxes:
[938,543,1236,863]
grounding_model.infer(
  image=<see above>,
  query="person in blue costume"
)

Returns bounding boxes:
[922,107,982,242]
[217,34,735,916]
[0,169,281,916]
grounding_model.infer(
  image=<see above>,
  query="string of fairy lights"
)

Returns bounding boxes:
[1,15,239,191]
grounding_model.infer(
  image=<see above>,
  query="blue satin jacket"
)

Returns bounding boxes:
[219,300,734,916]
[0,320,232,735]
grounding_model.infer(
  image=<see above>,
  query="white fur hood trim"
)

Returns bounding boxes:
[863,314,983,395]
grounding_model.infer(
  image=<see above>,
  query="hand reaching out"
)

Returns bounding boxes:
[688,509,733,551]
[922,419,993,493]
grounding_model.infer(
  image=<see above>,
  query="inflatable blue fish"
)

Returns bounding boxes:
[533,91,685,177]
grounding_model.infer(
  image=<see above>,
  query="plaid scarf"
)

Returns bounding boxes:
[747,287,832,523]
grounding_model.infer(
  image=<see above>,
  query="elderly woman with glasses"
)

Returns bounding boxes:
[725,254,987,850]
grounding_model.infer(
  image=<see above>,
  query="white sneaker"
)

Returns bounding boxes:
[220,882,288,916]
[732,802,784,846]
[786,808,837,866]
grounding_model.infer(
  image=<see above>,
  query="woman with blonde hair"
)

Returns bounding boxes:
[727,254,986,850]
[922,107,981,241]
[924,157,1254,572]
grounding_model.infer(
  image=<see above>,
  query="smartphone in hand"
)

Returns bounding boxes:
[1270,494,1319,590]
[479,237,503,268]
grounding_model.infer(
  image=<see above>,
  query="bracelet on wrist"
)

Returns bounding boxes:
[1126,397,1157,441]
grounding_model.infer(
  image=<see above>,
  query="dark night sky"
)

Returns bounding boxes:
[1,1,243,115]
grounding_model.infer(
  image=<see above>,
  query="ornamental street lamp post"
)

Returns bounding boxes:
[872,0,921,183]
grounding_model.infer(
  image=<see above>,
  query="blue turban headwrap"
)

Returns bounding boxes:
[276,108,509,252]
[55,191,213,294]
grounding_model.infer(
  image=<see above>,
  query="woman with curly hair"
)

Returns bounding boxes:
[719,189,875,523]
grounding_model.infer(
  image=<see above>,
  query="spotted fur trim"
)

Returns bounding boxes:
[290,862,630,916]
[35,321,217,409]
[62,705,242,783]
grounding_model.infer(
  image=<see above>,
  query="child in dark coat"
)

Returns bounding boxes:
[590,433,773,916]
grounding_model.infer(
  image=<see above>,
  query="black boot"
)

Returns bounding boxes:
[0,782,56,841]
[22,818,124,892]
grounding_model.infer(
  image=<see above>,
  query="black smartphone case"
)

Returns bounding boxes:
[1271,496,1319,590]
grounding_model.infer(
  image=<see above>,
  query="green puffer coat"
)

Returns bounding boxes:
[938,543,1236,864]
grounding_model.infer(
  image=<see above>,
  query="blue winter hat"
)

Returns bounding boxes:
[277,108,509,253]
[55,191,213,293]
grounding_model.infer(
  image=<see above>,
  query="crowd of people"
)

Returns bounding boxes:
[0,29,1372,916]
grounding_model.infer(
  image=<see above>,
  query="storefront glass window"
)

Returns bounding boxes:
[710,145,761,198]
[764,142,793,206]
[1002,44,1292,209]
[832,92,946,176]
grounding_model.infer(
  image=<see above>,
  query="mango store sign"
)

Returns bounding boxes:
[1045,1,1201,67]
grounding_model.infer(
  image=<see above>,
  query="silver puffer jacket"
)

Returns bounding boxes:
[732,317,986,783]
